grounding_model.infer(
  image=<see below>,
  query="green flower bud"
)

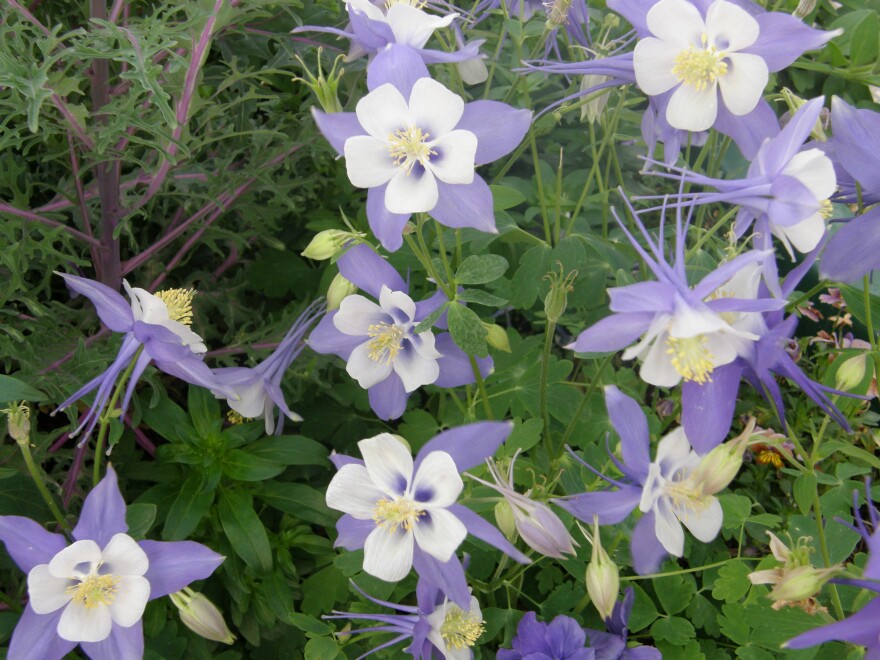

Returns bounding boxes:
[494,500,517,541]
[543,262,577,323]
[768,565,838,603]
[585,518,619,621]
[170,588,236,644]
[689,418,755,495]
[484,323,511,353]
[835,353,869,392]
[781,87,827,141]
[579,74,612,124]
[291,48,345,114]
[3,402,30,445]
[326,273,358,311]
[546,0,574,29]
[301,229,355,261]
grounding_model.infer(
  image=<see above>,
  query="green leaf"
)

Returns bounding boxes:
[793,473,817,515]
[455,254,509,285]
[221,449,286,481]
[447,302,488,357]
[304,637,339,660]
[413,301,449,334]
[163,473,215,541]
[719,493,752,530]
[628,584,659,633]
[218,490,273,572]
[651,617,696,645]
[257,482,336,526]
[687,594,720,637]
[655,573,697,615]
[509,244,552,309]
[301,565,349,616]
[712,560,753,603]
[289,612,331,635]
[743,602,825,650]
[188,385,221,440]
[0,375,46,402]
[840,284,880,329]
[718,602,750,646]
[457,289,508,307]
[248,435,329,467]
[490,184,527,210]
[125,503,157,539]
[850,10,879,65]
[142,396,194,444]
[504,418,543,456]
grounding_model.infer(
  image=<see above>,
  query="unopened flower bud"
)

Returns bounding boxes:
[781,87,827,141]
[484,323,511,353]
[793,0,816,19]
[494,500,517,540]
[835,353,869,392]
[301,229,355,260]
[690,418,755,495]
[579,74,612,124]
[458,56,489,85]
[768,565,838,603]
[585,519,619,621]
[3,402,30,445]
[543,262,577,323]
[170,588,236,644]
[546,0,574,29]
[326,273,358,311]
[292,48,344,113]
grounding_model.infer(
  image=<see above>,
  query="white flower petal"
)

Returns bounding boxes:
[669,302,726,338]
[653,497,685,556]
[355,83,412,140]
[107,575,150,627]
[410,331,442,360]
[410,451,463,508]
[100,534,149,577]
[638,331,683,388]
[706,0,760,51]
[128,287,169,325]
[344,135,398,188]
[655,428,699,477]
[413,507,467,563]
[646,0,705,46]
[57,601,113,642]
[393,342,440,392]
[426,130,476,185]
[666,81,718,132]
[360,433,415,496]
[346,342,394,389]
[27,564,73,614]
[363,526,414,581]
[385,168,439,214]
[326,463,387,518]
[633,38,682,96]
[717,52,767,116]
[346,0,385,22]
[675,496,723,543]
[703,331,741,368]
[229,380,269,419]
[408,77,465,137]
[159,319,207,353]
[782,149,837,200]
[379,286,417,325]
[387,4,457,50]
[774,212,826,253]
[335,295,388,336]
[48,540,102,578]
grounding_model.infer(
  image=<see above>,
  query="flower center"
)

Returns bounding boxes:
[367,322,405,364]
[672,38,728,90]
[388,127,436,175]
[66,572,119,609]
[664,477,713,514]
[440,605,485,650]
[155,288,196,325]
[819,199,833,219]
[666,334,715,383]
[373,497,424,533]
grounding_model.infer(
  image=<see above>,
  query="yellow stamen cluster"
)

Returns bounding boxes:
[367,323,405,364]
[155,288,196,325]
[440,605,485,650]
[227,410,250,425]
[672,38,728,90]
[665,478,713,514]
[388,127,436,175]
[819,199,833,219]
[373,497,424,533]
[66,573,120,609]
[666,334,715,383]
[707,288,737,325]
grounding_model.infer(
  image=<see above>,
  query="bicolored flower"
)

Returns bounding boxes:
[325,422,528,609]
[313,73,530,251]
[0,467,223,660]
[54,273,235,441]
[212,299,325,434]
[555,386,722,574]
[308,244,491,420]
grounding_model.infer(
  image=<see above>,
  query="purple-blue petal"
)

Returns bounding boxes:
[828,96,880,194]
[311,108,364,155]
[335,514,373,551]
[433,333,491,388]
[448,503,530,564]
[820,208,880,283]
[80,619,143,660]
[609,282,676,314]
[307,312,362,360]
[7,606,75,660]
[457,101,532,165]
[366,44,429,97]
[0,516,68,573]
[605,385,651,478]
[767,175,820,227]
[747,13,839,72]
[713,99,779,160]
[367,184,412,252]
[139,540,223,598]
[567,313,654,354]
[338,243,407,298]
[758,97,824,175]
[785,596,880,649]
[430,176,497,234]
[630,512,669,575]
[368,373,409,420]
[553,486,642,525]
[58,273,133,333]
[73,465,128,546]
[411,546,470,610]
[682,362,743,455]
[415,420,512,472]
[348,6,394,53]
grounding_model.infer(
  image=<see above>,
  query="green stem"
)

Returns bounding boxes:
[786,280,828,313]
[621,558,758,581]
[540,320,557,454]
[559,354,614,449]
[812,488,846,620]
[470,356,494,420]
[864,274,877,350]
[93,348,141,487]
[19,441,71,534]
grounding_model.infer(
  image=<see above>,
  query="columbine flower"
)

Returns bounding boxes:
[555,386,722,574]
[567,203,781,391]
[584,588,662,660]
[313,76,530,251]
[308,244,491,420]
[324,422,528,609]
[0,466,223,660]
[326,578,485,659]
[748,532,837,612]
[496,612,594,660]
[54,273,235,441]
[212,299,325,435]
[466,452,577,559]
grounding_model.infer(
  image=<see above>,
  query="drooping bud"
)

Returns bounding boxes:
[301,229,357,261]
[484,323,511,353]
[494,499,517,540]
[579,74,612,124]
[781,87,827,141]
[835,352,870,392]
[543,261,577,323]
[170,588,236,644]
[292,47,345,113]
[689,417,756,495]
[793,0,816,19]
[546,0,574,29]
[584,517,619,621]
[326,273,358,311]
[3,401,30,445]
[767,565,838,604]
[458,56,488,85]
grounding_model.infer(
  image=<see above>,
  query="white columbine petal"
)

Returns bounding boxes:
[47,540,102,578]
[654,497,686,556]
[427,131,478,185]
[675,496,723,542]
[385,168,439,213]
[408,77,466,136]
[775,213,826,253]
[717,53,768,116]
[345,135,400,188]
[107,575,151,627]
[100,533,149,577]
[27,564,73,614]
[393,343,441,392]
[326,463,389,518]
[334,295,389,336]
[667,82,719,132]
[632,38,682,95]
[360,433,414,496]
[58,598,114,642]
[783,149,837,200]
[355,83,411,140]
[410,451,464,507]
[363,525,414,581]
[412,507,468,563]
[705,0,760,50]
[379,286,416,325]
[346,342,395,389]
[385,4,457,50]
[646,0,704,46]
